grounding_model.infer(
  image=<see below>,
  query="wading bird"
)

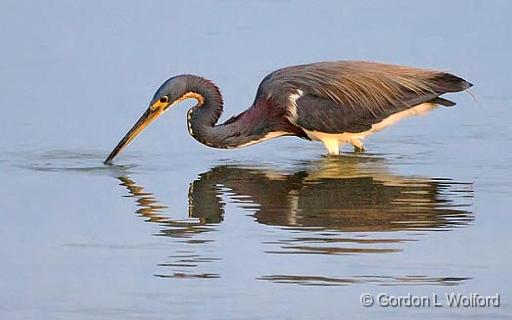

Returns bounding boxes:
[105,61,472,164]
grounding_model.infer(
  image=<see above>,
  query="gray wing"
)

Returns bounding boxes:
[257,61,472,133]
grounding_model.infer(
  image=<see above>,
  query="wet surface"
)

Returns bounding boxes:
[117,157,475,285]
[1,1,511,319]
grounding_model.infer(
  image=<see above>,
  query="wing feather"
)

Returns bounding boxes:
[257,61,472,133]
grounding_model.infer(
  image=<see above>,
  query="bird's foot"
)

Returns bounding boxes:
[351,139,366,152]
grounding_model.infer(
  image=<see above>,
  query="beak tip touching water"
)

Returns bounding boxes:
[104,147,120,165]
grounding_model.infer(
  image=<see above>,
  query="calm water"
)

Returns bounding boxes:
[1,1,511,319]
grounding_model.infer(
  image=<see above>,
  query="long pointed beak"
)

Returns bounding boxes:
[104,108,162,165]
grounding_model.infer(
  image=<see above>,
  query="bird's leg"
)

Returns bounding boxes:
[321,138,340,155]
[351,138,366,152]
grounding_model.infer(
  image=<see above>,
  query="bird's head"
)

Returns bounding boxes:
[104,76,204,164]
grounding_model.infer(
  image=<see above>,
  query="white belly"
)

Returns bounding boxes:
[303,103,438,154]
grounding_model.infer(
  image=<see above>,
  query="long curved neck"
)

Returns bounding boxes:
[182,75,280,149]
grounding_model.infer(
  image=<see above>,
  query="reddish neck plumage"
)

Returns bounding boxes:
[182,75,293,149]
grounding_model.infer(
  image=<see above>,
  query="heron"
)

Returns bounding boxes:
[104,61,472,164]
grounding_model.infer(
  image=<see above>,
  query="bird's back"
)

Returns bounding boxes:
[257,61,471,112]
[251,61,472,154]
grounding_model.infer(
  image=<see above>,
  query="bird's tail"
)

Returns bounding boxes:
[432,72,473,93]
[431,97,456,107]
[428,72,474,107]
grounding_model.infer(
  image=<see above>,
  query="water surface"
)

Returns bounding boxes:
[1,1,511,319]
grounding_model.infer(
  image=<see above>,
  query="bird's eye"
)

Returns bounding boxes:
[159,96,169,103]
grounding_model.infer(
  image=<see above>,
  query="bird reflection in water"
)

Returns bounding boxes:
[118,155,474,285]
[118,176,221,279]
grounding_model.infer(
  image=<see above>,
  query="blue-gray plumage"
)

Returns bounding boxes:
[105,61,472,164]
